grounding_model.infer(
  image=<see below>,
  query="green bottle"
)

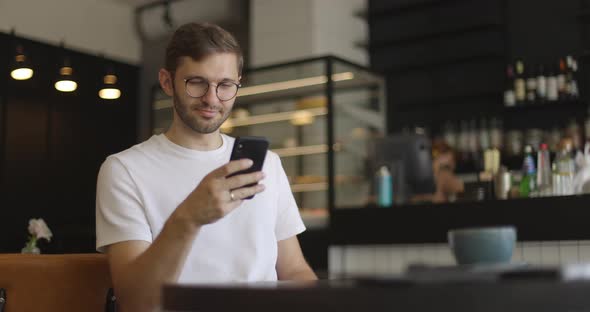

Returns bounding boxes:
[519,145,537,197]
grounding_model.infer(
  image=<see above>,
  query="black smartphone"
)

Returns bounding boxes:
[228,136,269,199]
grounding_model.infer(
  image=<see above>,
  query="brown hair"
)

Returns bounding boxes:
[165,22,243,75]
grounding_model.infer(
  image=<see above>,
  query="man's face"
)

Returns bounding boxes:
[169,53,240,134]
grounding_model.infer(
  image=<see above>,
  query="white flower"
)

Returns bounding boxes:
[28,218,52,242]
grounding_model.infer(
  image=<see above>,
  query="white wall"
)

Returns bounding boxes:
[0,0,140,64]
[250,0,315,67]
[312,0,368,66]
[250,0,367,67]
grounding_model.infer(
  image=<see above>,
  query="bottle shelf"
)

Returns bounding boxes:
[289,175,365,193]
[291,182,327,193]
[272,144,328,158]
[154,102,328,128]
[503,99,587,112]
[153,98,172,111]
[454,152,557,175]
[237,72,381,105]
[225,107,327,128]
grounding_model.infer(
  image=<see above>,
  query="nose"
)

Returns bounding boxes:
[201,83,219,104]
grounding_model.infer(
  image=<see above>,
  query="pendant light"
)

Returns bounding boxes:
[98,64,121,100]
[55,42,77,92]
[97,54,121,100]
[9,29,33,81]
[98,74,121,99]
[10,45,34,80]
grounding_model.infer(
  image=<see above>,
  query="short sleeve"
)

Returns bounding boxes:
[272,153,306,241]
[96,156,152,252]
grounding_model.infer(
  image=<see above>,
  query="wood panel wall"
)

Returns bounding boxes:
[0,32,138,253]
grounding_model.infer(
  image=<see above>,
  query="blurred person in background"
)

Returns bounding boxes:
[412,139,464,203]
[431,139,465,203]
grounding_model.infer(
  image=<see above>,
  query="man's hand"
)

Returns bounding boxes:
[178,158,266,226]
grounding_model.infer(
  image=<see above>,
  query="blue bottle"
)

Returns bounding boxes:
[377,166,393,207]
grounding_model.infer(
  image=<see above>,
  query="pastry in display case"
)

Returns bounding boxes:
[151,56,387,229]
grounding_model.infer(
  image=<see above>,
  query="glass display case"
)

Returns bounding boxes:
[151,56,387,228]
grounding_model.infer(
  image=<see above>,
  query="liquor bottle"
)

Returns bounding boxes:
[514,60,526,105]
[566,55,579,100]
[526,64,537,104]
[536,64,547,103]
[504,64,516,107]
[536,143,552,196]
[558,58,567,100]
[566,119,583,151]
[572,58,579,99]
[555,139,575,196]
[519,145,537,197]
[479,118,491,152]
[489,118,504,151]
[458,120,469,162]
[468,119,479,165]
[546,64,559,102]
[548,127,562,152]
[442,121,457,149]
[552,162,560,196]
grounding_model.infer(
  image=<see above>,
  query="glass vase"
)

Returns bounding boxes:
[21,245,41,254]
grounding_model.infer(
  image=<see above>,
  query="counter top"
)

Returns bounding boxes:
[331,194,590,245]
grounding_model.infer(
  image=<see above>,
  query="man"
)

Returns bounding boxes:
[96,22,317,312]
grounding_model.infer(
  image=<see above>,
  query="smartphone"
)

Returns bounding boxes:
[228,136,269,199]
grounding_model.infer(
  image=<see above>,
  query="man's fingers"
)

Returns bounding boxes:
[225,171,265,190]
[210,159,253,178]
[230,184,266,201]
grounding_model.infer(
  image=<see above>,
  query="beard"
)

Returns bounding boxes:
[172,89,231,134]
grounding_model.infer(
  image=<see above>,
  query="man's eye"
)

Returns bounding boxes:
[219,82,234,88]
[187,80,206,86]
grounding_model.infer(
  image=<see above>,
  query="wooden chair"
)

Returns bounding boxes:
[0,253,115,312]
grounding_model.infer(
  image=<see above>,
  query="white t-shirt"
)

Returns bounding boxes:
[95,134,305,283]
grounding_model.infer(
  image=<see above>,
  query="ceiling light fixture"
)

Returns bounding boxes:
[99,75,121,99]
[98,54,121,100]
[55,42,77,92]
[55,62,77,92]
[10,45,34,81]
[9,29,33,81]
[99,66,121,100]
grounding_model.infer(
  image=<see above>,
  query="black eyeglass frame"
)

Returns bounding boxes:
[182,78,242,101]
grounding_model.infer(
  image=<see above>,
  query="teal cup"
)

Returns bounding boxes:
[447,226,517,265]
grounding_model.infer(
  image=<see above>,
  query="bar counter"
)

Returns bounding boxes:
[331,194,590,245]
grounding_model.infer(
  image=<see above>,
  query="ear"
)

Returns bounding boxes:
[159,68,174,97]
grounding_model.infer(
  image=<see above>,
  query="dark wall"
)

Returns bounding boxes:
[0,33,139,253]
[368,0,589,134]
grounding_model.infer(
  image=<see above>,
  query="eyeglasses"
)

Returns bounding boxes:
[183,77,241,101]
